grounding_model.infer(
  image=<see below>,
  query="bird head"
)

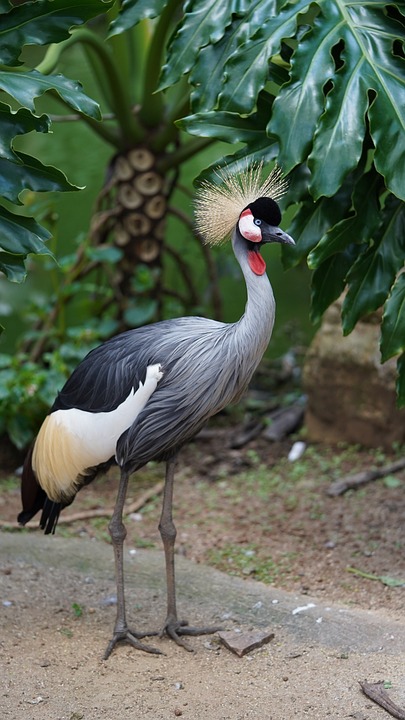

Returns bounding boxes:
[194,163,294,276]
[238,196,295,276]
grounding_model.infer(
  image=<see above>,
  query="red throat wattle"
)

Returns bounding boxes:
[248,249,266,276]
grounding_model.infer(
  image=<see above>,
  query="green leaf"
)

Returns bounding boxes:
[179,91,271,142]
[0,102,50,161]
[272,1,405,199]
[0,251,27,282]
[397,353,405,408]
[0,0,111,66]
[271,4,333,171]
[0,204,52,257]
[381,273,405,362]
[194,139,279,186]
[0,70,101,118]
[342,195,405,334]
[217,0,306,114]
[0,151,79,204]
[109,0,168,37]
[308,170,382,269]
[124,299,158,327]
[86,245,123,263]
[188,17,245,112]
[311,247,358,325]
[188,1,275,113]
[282,180,353,270]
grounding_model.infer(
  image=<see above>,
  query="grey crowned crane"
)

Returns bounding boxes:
[18,164,294,658]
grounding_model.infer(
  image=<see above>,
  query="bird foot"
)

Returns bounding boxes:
[160,619,223,652]
[104,628,164,660]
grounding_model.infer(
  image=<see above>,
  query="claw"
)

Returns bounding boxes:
[104,629,164,659]
[160,619,223,651]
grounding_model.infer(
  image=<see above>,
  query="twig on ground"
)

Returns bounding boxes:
[359,680,405,720]
[327,458,405,496]
[0,481,164,530]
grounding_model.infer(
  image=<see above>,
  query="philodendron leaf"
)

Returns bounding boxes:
[109,0,168,37]
[308,170,382,269]
[0,205,52,272]
[0,102,50,161]
[0,251,27,282]
[179,91,271,142]
[217,0,307,114]
[381,273,405,363]
[0,70,101,118]
[397,353,405,408]
[160,0,238,91]
[310,247,358,325]
[272,1,405,200]
[0,151,79,204]
[342,195,405,335]
[0,0,111,66]
[283,178,353,270]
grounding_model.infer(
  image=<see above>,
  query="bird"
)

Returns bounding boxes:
[18,162,294,658]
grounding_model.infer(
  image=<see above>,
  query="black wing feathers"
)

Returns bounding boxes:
[52,330,149,413]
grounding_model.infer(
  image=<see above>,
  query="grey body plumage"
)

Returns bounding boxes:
[19,164,294,657]
[117,230,275,471]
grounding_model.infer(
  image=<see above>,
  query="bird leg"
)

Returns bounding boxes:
[158,455,222,651]
[104,468,162,659]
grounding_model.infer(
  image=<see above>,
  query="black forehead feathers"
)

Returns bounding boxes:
[246,196,281,226]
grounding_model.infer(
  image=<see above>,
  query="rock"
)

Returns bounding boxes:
[218,629,275,657]
[303,301,405,449]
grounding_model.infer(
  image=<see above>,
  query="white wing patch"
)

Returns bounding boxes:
[33,363,163,501]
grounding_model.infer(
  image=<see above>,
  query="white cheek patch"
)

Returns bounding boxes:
[238,209,261,242]
[33,363,163,501]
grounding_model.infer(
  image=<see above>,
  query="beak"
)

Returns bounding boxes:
[261,225,295,246]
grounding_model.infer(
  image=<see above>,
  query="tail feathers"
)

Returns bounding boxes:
[18,442,62,534]
[40,498,62,535]
[18,443,45,526]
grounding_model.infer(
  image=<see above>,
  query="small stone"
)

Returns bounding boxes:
[174,709,183,716]
[218,629,275,657]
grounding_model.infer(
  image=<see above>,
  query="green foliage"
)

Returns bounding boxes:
[0,0,107,289]
[2,0,404,410]
[173,0,405,403]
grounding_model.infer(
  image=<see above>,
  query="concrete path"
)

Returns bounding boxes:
[1,532,404,719]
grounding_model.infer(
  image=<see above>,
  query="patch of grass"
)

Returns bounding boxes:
[206,543,295,584]
[0,475,19,492]
[133,537,156,549]
[72,602,83,618]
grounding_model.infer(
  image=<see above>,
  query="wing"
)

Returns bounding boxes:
[52,328,151,413]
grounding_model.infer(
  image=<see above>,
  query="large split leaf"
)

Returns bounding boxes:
[179,91,272,143]
[308,170,383,269]
[342,196,405,334]
[159,0,239,91]
[0,102,50,161]
[381,273,405,363]
[310,247,359,325]
[109,0,169,37]
[272,1,405,200]
[0,151,79,205]
[0,69,101,118]
[0,205,52,256]
[397,354,405,407]
[0,0,111,66]
[0,252,27,283]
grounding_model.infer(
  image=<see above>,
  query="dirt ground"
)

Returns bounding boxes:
[0,420,404,719]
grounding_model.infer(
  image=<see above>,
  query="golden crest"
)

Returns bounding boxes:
[194,162,288,246]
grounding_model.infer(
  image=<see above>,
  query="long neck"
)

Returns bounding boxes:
[231,230,276,359]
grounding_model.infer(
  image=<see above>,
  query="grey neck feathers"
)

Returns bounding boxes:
[231,229,276,359]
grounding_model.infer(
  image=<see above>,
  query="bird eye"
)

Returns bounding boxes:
[254,218,262,226]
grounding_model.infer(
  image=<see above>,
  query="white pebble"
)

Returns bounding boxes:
[288,441,306,462]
